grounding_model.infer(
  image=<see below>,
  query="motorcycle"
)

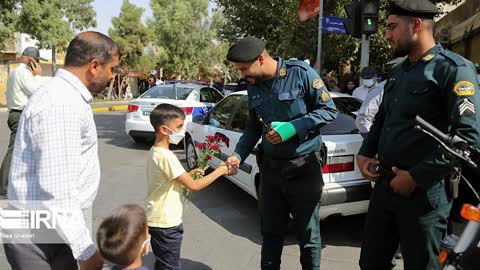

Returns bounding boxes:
[414,116,480,270]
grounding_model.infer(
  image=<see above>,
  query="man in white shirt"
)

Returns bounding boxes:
[4,31,120,270]
[352,66,379,102]
[354,66,384,138]
[0,47,47,197]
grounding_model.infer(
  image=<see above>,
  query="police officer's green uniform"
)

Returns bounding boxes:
[227,37,337,270]
[359,1,480,269]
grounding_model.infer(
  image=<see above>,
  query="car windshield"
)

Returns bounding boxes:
[141,86,193,100]
[320,97,362,135]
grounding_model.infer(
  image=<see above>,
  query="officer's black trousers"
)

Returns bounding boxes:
[359,179,451,270]
[258,155,323,270]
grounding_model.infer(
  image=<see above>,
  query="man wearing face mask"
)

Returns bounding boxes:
[354,67,384,139]
[357,0,480,269]
[352,66,379,102]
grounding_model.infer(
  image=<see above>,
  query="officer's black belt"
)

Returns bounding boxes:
[10,109,22,113]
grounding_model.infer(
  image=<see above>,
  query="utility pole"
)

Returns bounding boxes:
[316,0,324,75]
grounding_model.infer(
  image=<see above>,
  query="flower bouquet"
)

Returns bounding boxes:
[182,132,230,203]
[192,132,230,178]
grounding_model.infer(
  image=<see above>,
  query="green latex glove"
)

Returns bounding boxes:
[271,121,297,142]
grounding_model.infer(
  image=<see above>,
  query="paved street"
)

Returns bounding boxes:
[0,111,403,270]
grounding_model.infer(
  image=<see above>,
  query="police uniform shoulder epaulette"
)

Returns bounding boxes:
[285,60,310,70]
[440,50,466,67]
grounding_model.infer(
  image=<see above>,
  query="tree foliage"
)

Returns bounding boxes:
[15,0,96,50]
[215,0,465,75]
[109,0,152,74]
[0,0,17,51]
[150,0,227,79]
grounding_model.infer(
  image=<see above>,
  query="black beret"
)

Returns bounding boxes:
[360,66,376,79]
[227,36,265,63]
[388,0,439,19]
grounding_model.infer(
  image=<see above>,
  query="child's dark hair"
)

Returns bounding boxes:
[97,204,147,267]
[149,103,185,133]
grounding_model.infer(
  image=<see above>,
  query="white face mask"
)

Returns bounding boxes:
[165,126,185,145]
[140,235,151,256]
[363,79,375,88]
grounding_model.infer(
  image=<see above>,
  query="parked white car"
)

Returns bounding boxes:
[125,83,223,143]
[184,91,371,219]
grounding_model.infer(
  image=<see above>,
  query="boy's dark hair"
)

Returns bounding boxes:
[149,104,185,133]
[97,204,147,267]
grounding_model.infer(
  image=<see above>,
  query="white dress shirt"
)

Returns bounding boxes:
[352,84,373,102]
[6,63,50,110]
[355,85,384,134]
[8,68,100,260]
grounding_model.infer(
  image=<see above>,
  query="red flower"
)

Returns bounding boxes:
[192,161,197,167]
[210,144,220,151]
[195,143,206,150]
[214,132,230,147]
[206,135,216,143]
[207,154,212,161]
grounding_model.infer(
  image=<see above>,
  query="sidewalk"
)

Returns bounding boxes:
[0,101,130,113]
[90,100,129,113]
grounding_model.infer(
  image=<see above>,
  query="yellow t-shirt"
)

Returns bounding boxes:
[146,147,186,228]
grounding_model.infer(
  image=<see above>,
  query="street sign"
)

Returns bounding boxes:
[322,16,347,35]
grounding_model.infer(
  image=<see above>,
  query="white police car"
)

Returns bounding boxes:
[125,83,223,143]
[184,91,371,219]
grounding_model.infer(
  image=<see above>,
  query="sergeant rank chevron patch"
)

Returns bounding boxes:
[459,98,475,116]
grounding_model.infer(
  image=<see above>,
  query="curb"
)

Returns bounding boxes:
[91,105,128,113]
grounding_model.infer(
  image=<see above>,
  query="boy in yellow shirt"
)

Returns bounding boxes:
[146,103,229,270]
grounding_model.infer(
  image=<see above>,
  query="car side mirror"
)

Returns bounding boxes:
[192,115,205,123]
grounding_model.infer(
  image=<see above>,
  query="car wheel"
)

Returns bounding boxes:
[131,135,146,143]
[185,137,198,171]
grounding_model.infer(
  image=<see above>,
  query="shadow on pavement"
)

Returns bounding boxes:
[187,175,366,249]
[140,253,213,270]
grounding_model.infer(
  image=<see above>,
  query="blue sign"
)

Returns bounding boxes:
[322,16,347,35]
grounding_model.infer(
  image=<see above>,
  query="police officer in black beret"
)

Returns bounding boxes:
[357,0,480,269]
[225,37,337,270]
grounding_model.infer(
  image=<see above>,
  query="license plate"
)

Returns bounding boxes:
[143,111,151,116]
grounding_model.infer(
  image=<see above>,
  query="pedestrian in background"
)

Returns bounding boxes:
[357,0,480,269]
[225,36,337,270]
[354,67,384,139]
[352,66,379,102]
[0,47,49,198]
[4,31,120,270]
[326,73,341,93]
[342,77,356,95]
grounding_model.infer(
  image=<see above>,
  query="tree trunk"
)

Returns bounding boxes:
[51,46,56,75]
[107,77,115,99]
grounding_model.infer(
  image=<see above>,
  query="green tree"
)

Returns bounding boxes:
[0,0,17,51]
[109,0,152,74]
[150,0,226,79]
[215,0,464,75]
[15,0,96,72]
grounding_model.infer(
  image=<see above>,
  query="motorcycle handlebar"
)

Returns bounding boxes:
[414,116,467,146]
